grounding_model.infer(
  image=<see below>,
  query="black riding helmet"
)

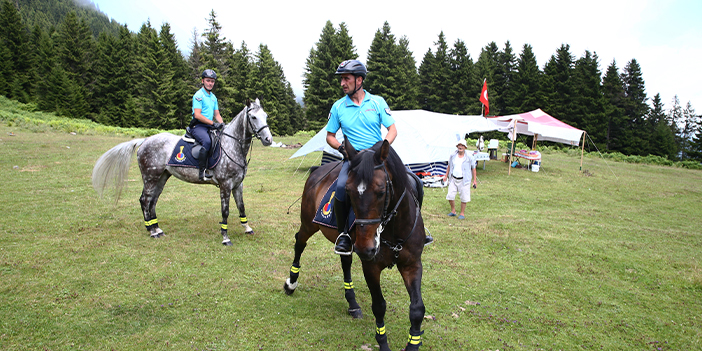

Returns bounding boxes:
[335,60,367,78]
[201,69,217,80]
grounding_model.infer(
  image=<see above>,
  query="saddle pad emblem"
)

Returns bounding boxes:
[175,146,186,162]
[321,191,335,218]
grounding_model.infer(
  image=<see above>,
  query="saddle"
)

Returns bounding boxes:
[166,127,222,169]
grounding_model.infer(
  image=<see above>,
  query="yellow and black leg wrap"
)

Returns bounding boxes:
[239,217,248,224]
[144,218,158,231]
[290,263,300,280]
[220,221,227,233]
[375,323,388,345]
[406,330,423,349]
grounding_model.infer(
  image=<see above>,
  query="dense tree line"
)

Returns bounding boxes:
[0,1,302,135]
[1,0,700,160]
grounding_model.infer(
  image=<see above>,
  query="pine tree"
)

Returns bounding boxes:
[302,20,357,130]
[417,48,435,111]
[678,101,698,160]
[226,41,254,114]
[475,42,499,114]
[448,39,477,114]
[513,44,542,114]
[32,25,57,111]
[366,22,398,106]
[57,11,93,118]
[620,58,649,155]
[542,44,575,125]
[200,10,236,119]
[156,23,188,129]
[572,50,606,149]
[688,110,702,161]
[253,44,293,135]
[393,36,420,110]
[494,41,517,115]
[418,32,452,113]
[648,93,677,159]
[602,60,627,152]
[1,0,33,102]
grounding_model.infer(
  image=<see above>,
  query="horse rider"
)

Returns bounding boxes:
[324,60,398,255]
[190,69,225,181]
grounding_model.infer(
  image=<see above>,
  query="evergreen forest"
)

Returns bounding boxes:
[2,0,701,161]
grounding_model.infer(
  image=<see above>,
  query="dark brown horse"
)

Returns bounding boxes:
[284,139,426,350]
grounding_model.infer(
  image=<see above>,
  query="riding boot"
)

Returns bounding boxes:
[333,197,352,255]
[198,148,211,181]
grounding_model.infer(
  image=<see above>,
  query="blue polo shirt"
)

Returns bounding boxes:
[326,90,395,151]
[191,87,219,121]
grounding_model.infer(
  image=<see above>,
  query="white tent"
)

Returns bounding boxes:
[290,110,499,173]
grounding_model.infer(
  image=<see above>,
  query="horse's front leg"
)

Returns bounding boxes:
[362,263,391,351]
[284,230,308,295]
[400,262,425,350]
[341,254,362,318]
[232,182,254,234]
[219,181,233,246]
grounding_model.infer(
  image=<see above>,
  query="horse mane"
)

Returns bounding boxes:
[349,140,409,192]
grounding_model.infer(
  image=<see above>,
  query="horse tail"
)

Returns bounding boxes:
[92,138,146,201]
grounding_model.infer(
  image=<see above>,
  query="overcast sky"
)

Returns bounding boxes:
[90,0,701,113]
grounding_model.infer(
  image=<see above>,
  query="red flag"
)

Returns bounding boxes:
[480,79,489,115]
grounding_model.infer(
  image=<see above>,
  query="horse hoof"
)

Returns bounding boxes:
[245,230,254,235]
[222,240,233,246]
[150,233,164,238]
[283,283,295,295]
[348,308,363,319]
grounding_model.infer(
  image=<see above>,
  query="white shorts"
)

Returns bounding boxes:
[446,178,470,203]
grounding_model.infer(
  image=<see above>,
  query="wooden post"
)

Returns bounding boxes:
[580,132,586,172]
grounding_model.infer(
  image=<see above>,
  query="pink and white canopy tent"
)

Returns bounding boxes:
[487,109,587,173]
[487,108,585,146]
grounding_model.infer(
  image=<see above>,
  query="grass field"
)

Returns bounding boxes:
[1,121,701,351]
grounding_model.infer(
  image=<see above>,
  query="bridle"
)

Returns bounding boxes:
[219,103,270,170]
[353,161,420,260]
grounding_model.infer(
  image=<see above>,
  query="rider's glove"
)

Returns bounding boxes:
[337,144,346,160]
[212,122,224,130]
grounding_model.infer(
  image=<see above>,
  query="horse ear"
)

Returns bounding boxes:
[246,98,251,107]
[255,97,261,105]
[344,138,358,160]
[377,140,390,163]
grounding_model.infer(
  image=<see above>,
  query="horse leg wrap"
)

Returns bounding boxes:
[240,217,253,234]
[220,221,228,233]
[405,330,424,350]
[286,264,300,290]
[144,218,158,231]
[375,323,388,347]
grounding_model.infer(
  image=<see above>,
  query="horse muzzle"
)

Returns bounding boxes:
[354,219,383,261]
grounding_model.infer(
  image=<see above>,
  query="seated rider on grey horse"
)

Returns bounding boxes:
[190,69,225,181]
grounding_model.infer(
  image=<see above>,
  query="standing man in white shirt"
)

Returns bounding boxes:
[442,140,477,219]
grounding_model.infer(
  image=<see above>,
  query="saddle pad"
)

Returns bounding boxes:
[312,179,356,229]
[166,139,221,169]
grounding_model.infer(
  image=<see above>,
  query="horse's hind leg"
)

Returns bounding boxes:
[341,254,362,318]
[140,172,171,238]
[284,230,309,295]
[219,182,233,246]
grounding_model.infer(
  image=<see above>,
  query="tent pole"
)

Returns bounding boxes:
[580,132,586,172]
[508,124,516,176]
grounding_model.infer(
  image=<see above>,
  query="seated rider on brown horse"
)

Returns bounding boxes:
[190,69,225,181]
[326,60,433,255]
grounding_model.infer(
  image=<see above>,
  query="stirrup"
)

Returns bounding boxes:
[334,233,353,256]
[424,235,434,246]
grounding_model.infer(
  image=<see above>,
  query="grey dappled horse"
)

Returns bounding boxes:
[92,99,273,245]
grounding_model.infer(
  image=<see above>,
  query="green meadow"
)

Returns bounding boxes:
[1,105,701,350]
